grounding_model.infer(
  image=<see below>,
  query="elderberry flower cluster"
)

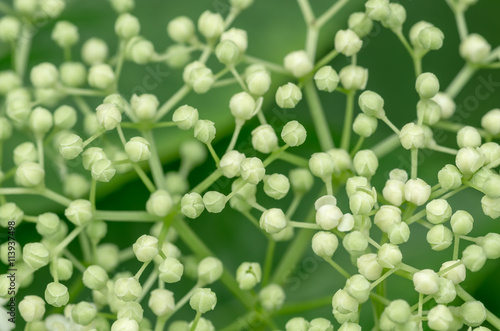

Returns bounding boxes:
[0,0,500,330]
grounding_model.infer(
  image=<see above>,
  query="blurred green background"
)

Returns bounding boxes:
[2,0,500,329]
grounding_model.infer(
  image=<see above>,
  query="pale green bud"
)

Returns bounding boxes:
[384,299,411,324]
[0,16,21,42]
[438,164,463,190]
[219,151,245,178]
[387,222,410,244]
[481,142,500,167]
[84,113,100,135]
[338,213,355,232]
[91,159,116,182]
[146,190,173,217]
[309,152,334,179]
[427,225,453,251]
[409,21,433,49]
[416,72,440,99]
[125,137,150,162]
[462,244,486,272]
[404,178,431,206]
[413,269,439,295]
[241,157,265,184]
[345,274,371,303]
[198,257,223,285]
[246,70,271,95]
[260,208,287,234]
[348,12,373,38]
[83,265,109,290]
[428,305,454,331]
[181,192,204,219]
[229,91,256,123]
[173,105,199,130]
[183,62,214,94]
[96,244,120,272]
[450,210,474,235]
[130,93,159,121]
[0,240,21,264]
[165,44,191,68]
[72,301,97,326]
[203,191,226,213]
[338,322,361,331]
[133,235,158,262]
[353,150,378,177]
[52,21,79,49]
[64,173,89,199]
[236,262,261,290]
[433,92,456,119]
[117,301,143,323]
[433,277,456,304]
[149,289,175,316]
[343,231,368,257]
[440,260,466,284]
[353,113,378,137]
[29,107,53,137]
[167,16,195,43]
[115,13,140,39]
[377,243,402,268]
[16,162,45,187]
[198,11,224,40]
[88,64,116,90]
[381,3,406,31]
[36,213,60,237]
[126,37,154,65]
[0,71,21,95]
[312,231,339,258]
[327,148,352,173]
[417,99,441,125]
[419,26,444,51]
[460,34,491,64]
[478,233,500,259]
[358,91,384,117]
[189,288,217,314]
[114,277,142,302]
[281,120,306,147]
[276,82,302,108]
[165,171,188,195]
[461,301,486,327]
[456,147,485,175]
[309,318,334,331]
[159,242,181,259]
[286,317,309,331]
[315,195,338,210]
[65,199,93,226]
[339,65,368,90]
[30,63,59,88]
[481,109,500,136]
[82,147,107,170]
[19,295,45,322]
[263,173,290,200]
[349,189,376,215]
[374,205,401,233]
[54,105,78,129]
[0,202,23,227]
[481,195,500,219]
[110,0,134,12]
[365,0,390,21]
[111,317,139,331]
[45,282,69,307]
[316,204,342,230]
[335,29,362,57]
[215,40,240,65]
[59,133,83,160]
[252,124,278,153]
[332,289,359,314]
[314,66,339,92]
[259,284,285,312]
[194,120,216,144]
[82,38,109,65]
[399,123,425,150]
[426,199,452,224]
[39,0,65,18]
[289,168,314,193]
[333,311,359,325]
[284,50,313,78]
[96,104,121,131]
[159,257,184,283]
[221,28,248,53]
[0,117,13,141]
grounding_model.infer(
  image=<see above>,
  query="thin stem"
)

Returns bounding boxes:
[370,267,399,290]
[262,145,289,167]
[63,250,86,273]
[315,0,350,28]
[277,296,332,315]
[278,151,309,168]
[371,133,401,158]
[379,116,400,135]
[411,148,418,179]
[89,179,97,210]
[36,137,44,169]
[226,122,243,153]
[243,55,289,75]
[191,169,222,194]
[206,143,220,167]
[155,85,192,121]
[229,66,248,92]
[190,311,203,331]
[297,0,315,25]
[142,130,165,190]
[324,258,351,279]
[304,81,335,151]
[134,261,150,280]
[262,239,275,286]
[288,221,321,230]
[455,285,500,330]
[315,49,339,69]
[445,64,477,99]
[455,9,468,41]
[286,194,303,219]
[15,24,32,78]
[52,226,84,257]
[395,31,414,57]
[114,40,126,86]
[82,130,105,148]
[427,144,458,155]
[340,91,356,150]
[94,210,159,222]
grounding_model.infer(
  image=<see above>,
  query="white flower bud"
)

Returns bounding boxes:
[338,213,355,232]
[82,38,109,65]
[377,243,402,268]
[455,147,485,175]
[315,204,342,230]
[53,105,77,130]
[460,34,491,64]
[432,92,456,119]
[23,242,49,270]
[309,318,334,331]
[374,205,401,233]
[399,123,425,150]
[109,0,134,12]
[456,126,481,149]
[59,133,83,160]
[91,159,116,182]
[286,317,309,331]
[60,63,86,89]
[427,224,453,251]
[384,299,411,324]
[126,37,154,65]
[348,12,373,38]
[0,203,23,228]
[481,109,500,136]
[263,173,290,200]
[0,71,21,95]
[88,64,116,90]
[358,91,384,117]
[203,191,226,213]
[289,168,314,194]
[327,149,352,173]
[381,3,406,31]
[0,16,21,42]
[190,288,217,314]
[449,210,473,235]
[112,317,139,331]
[215,40,240,65]
[173,105,199,130]
[164,44,191,68]
[81,147,106,171]
[332,289,359,315]
[114,277,142,302]
[276,82,302,108]
[36,212,60,237]
[83,265,108,290]
[426,199,452,224]
[259,284,285,312]
[236,262,261,290]
[149,289,175,316]
[198,257,223,285]
[312,231,339,258]
[479,233,500,259]
[16,162,45,187]
[52,21,79,48]
[335,29,363,57]
[281,120,306,147]
[29,107,53,137]
[404,178,431,206]
[416,72,440,99]
[345,274,371,304]
[246,70,271,95]
[413,269,439,295]
[353,113,377,137]
[198,11,224,40]
[125,137,150,162]
[159,242,181,260]
[180,140,207,166]
[392,170,408,182]
[284,50,313,78]
[462,244,486,272]
[132,235,158,262]
[65,199,93,226]
[382,179,405,206]
[353,150,378,177]
[433,277,457,304]
[309,152,334,179]
[222,28,248,54]
[259,208,287,234]
[409,21,433,49]
[481,195,500,219]
[461,301,487,327]
[343,231,368,257]
[229,91,256,123]
[19,295,45,322]
[159,257,184,283]
[315,195,337,210]
[219,151,245,178]
[167,16,195,43]
[438,164,462,190]
[131,93,159,121]
[45,282,69,307]
[241,157,265,184]
[387,222,410,244]
[181,192,204,219]
[339,65,368,90]
[72,301,97,326]
[365,0,390,21]
[30,63,59,88]
[419,26,444,51]
[428,305,454,331]
[194,120,216,144]
[251,124,278,153]
[314,66,339,92]
[440,260,466,284]
[115,13,140,39]
[183,62,214,94]
[146,190,173,217]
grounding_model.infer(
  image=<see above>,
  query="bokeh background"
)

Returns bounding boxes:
[2,0,500,329]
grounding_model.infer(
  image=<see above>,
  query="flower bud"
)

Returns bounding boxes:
[332,289,359,315]
[133,235,158,262]
[382,179,405,206]
[52,106,77,131]
[450,210,474,235]
[246,70,271,95]
[480,110,500,137]
[0,117,13,141]
[309,152,334,179]
[198,11,224,40]
[276,83,302,108]
[409,21,433,49]
[359,91,384,118]
[353,150,378,177]
[433,277,457,304]
[190,288,217,314]
[377,243,402,268]
[65,199,93,226]
[284,50,313,78]
[130,93,159,121]
[260,208,287,234]
[50,258,74,281]
[149,289,175,316]
[0,71,21,96]
[263,173,290,200]
[194,120,216,144]
[365,0,390,21]
[36,212,60,237]
[198,257,223,285]
[419,26,444,51]
[236,262,262,290]
[427,224,453,251]
[16,162,45,187]
[312,231,339,258]
[172,105,199,130]
[439,260,466,284]
[241,157,265,184]
[416,72,440,99]
[289,168,314,194]
[91,159,116,182]
[219,151,244,178]
[478,233,500,259]
[0,203,24,227]
[338,214,355,232]
[180,140,207,167]
[343,231,368,257]
[281,120,307,147]
[481,195,500,218]
[88,64,116,90]
[413,269,439,295]
[146,190,173,217]
[460,34,491,64]
[167,16,195,43]
[315,195,338,210]
[314,65,339,92]
[229,92,256,124]
[428,305,454,331]
[115,13,140,39]
[432,92,456,119]
[111,317,139,331]
[81,147,106,170]
[387,222,410,244]
[349,189,376,215]
[164,44,192,68]
[215,40,240,65]
[316,204,343,230]
[348,12,373,38]
[404,178,431,206]
[0,16,21,42]
[339,65,368,90]
[309,318,334,331]
[52,21,79,49]
[126,37,154,65]
[183,62,214,94]
[45,282,70,308]
[455,147,485,175]
[159,257,184,283]
[251,124,278,153]
[23,242,50,271]
[221,29,248,53]
[286,317,309,331]
[19,295,45,322]
[462,244,486,272]
[438,164,462,190]
[203,191,226,213]
[83,265,109,290]
[374,205,401,233]
[481,142,500,167]
[259,284,285,312]
[72,301,97,326]
[58,133,83,160]
[426,199,452,224]
[82,38,109,65]
[335,29,363,57]
[383,299,411,325]
[461,301,487,327]
[181,192,204,219]
[125,137,150,162]
[353,113,377,137]
[114,277,142,302]
[381,3,406,31]
[29,106,53,137]
[30,63,59,88]
[345,274,371,304]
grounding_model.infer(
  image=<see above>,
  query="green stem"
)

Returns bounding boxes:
[324,258,351,278]
[411,148,418,179]
[155,84,192,121]
[206,143,220,167]
[286,194,303,219]
[276,296,332,315]
[226,122,242,153]
[142,130,165,190]
[288,220,321,230]
[315,0,350,28]
[278,151,309,168]
[370,267,398,290]
[15,24,32,79]
[190,311,203,331]
[454,9,468,41]
[371,134,400,158]
[340,91,355,150]
[52,226,84,257]
[315,49,339,70]
[243,55,289,75]
[262,239,276,286]
[304,81,335,151]
[445,64,477,99]
[89,178,97,210]
[94,210,159,222]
